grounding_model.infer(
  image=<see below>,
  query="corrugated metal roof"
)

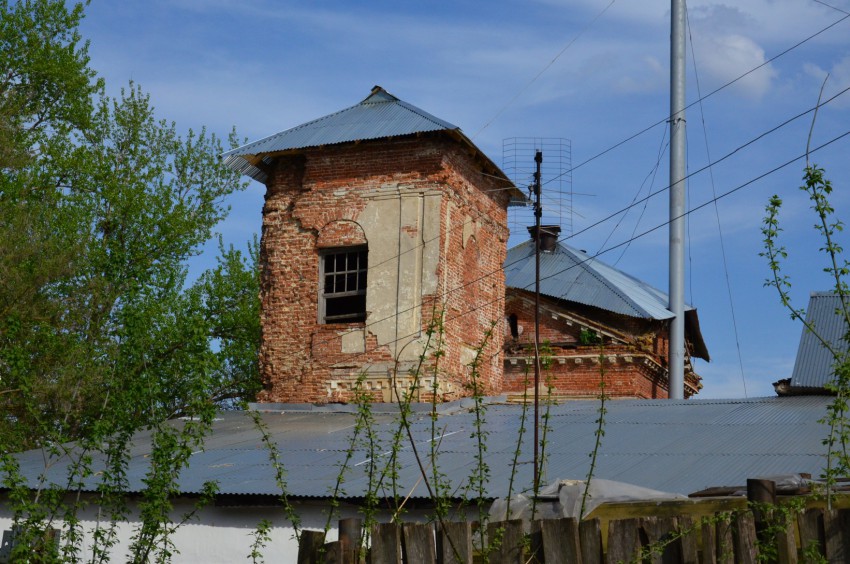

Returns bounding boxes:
[505,239,687,320]
[221,87,458,184]
[10,396,830,499]
[790,292,850,389]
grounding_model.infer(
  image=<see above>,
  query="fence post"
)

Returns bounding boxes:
[297,530,325,564]
[747,478,777,554]
[339,518,362,564]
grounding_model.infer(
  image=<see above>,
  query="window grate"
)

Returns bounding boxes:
[320,247,367,323]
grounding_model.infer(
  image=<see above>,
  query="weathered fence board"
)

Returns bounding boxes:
[323,540,342,564]
[641,516,683,564]
[339,516,362,562]
[439,521,473,564]
[297,530,325,564]
[823,509,850,564]
[676,516,699,564]
[541,517,582,563]
[716,512,735,564]
[528,520,543,563]
[701,517,718,564]
[402,522,436,564]
[370,522,401,564]
[797,508,826,560]
[732,511,757,564]
[607,518,641,564]
[487,519,524,564]
[775,523,798,564]
[294,497,850,563]
[579,519,603,564]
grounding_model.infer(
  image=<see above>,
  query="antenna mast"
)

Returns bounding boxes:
[669,0,687,399]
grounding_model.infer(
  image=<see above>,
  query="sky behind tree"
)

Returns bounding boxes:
[78,0,850,398]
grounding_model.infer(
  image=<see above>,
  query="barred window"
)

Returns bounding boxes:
[320,247,367,323]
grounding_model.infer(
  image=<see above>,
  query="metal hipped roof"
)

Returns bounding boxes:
[504,239,687,321]
[790,291,850,390]
[222,86,459,183]
[8,396,831,500]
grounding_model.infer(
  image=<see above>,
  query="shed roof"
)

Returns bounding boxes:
[10,396,828,500]
[789,291,850,390]
[221,86,518,200]
[504,238,708,360]
[505,239,681,320]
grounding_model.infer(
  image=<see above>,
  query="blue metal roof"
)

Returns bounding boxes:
[10,396,830,500]
[790,292,850,390]
[222,86,459,183]
[505,239,687,320]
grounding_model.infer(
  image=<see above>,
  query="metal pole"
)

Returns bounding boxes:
[668,0,686,399]
[533,150,542,494]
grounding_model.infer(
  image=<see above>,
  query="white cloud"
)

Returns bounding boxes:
[615,56,665,94]
[806,55,850,108]
[691,33,778,101]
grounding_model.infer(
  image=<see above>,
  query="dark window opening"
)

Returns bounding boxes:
[320,247,367,323]
[508,314,519,339]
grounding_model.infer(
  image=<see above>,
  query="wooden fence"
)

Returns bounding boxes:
[297,506,850,563]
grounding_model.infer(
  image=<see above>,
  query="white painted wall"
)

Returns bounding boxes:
[0,498,433,563]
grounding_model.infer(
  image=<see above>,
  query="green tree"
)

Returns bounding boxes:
[0,0,260,450]
[0,1,262,558]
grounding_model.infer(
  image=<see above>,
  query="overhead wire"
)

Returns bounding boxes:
[278,93,850,375]
[301,127,850,376]
[263,10,850,380]
[540,11,850,188]
[292,78,850,373]
[611,125,669,266]
[685,6,749,397]
[813,0,850,15]
[471,0,617,140]
[565,83,850,244]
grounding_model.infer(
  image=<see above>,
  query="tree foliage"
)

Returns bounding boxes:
[761,164,850,507]
[0,0,260,450]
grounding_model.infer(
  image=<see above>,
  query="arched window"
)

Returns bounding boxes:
[317,220,368,324]
[320,246,368,323]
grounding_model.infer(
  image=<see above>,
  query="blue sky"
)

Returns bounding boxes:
[78,0,850,398]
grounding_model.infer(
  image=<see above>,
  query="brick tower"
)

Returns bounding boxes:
[223,87,522,403]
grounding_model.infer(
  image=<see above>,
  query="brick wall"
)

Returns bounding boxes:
[503,290,701,399]
[257,135,511,404]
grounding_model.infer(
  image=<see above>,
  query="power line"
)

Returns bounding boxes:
[541,11,850,188]
[298,86,850,367]
[611,125,669,266]
[258,12,850,378]
[281,127,850,377]
[565,83,850,244]
[471,0,617,140]
[686,6,749,398]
